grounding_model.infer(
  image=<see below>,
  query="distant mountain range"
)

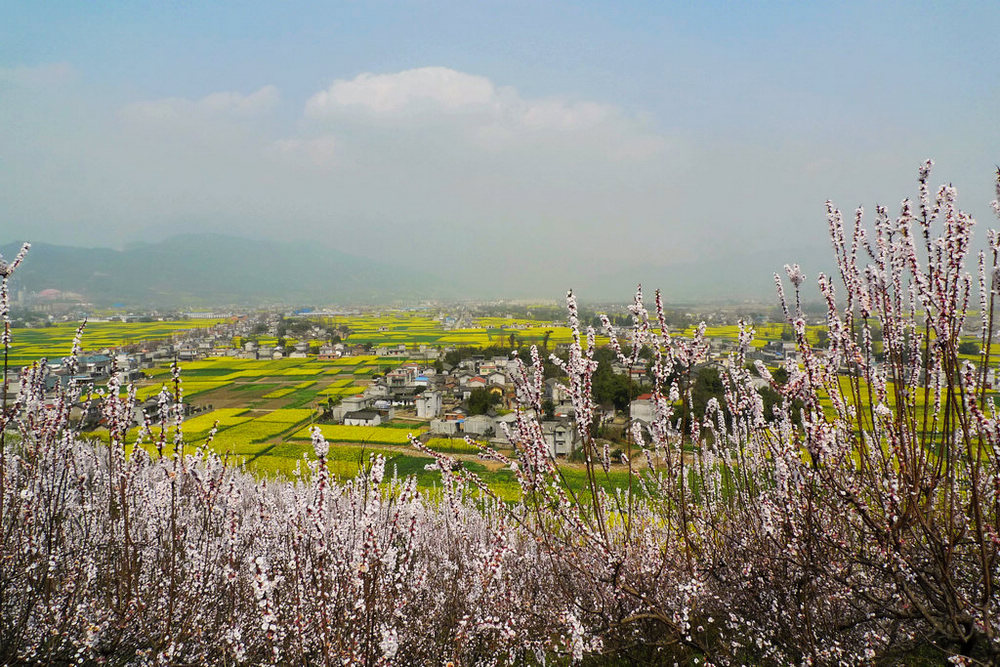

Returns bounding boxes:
[2,234,453,307]
[2,234,839,308]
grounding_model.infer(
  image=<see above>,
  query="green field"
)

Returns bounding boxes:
[310,313,609,349]
[7,319,230,368]
[87,356,370,463]
[291,424,423,445]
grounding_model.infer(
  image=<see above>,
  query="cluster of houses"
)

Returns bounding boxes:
[2,313,265,424]
[12,345,172,397]
[316,349,593,458]
[6,342,208,429]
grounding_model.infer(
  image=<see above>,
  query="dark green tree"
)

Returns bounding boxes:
[690,366,725,419]
[592,361,636,411]
[959,341,980,355]
[467,388,501,415]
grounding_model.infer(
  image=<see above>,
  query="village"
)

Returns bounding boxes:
[0,310,878,459]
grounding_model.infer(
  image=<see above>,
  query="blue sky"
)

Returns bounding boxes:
[2,1,998,297]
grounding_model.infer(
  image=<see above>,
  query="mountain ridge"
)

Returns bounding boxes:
[2,235,453,307]
[3,235,836,307]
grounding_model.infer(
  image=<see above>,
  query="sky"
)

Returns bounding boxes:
[2,1,999,299]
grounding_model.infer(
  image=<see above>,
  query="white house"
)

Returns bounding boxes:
[386,367,417,387]
[542,420,580,457]
[333,395,371,422]
[415,390,442,419]
[553,402,575,419]
[463,414,495,437]
[344,410,381,426]
[464,376,487,389]
[376,344,408,358]
[629,394,656,424]
[365,383,390,399]
[492,413,519,445]
[372,399,395,421]
[544,378,571,403]
[430,418,461,436]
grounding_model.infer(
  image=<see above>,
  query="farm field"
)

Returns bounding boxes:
[132,357,375,407]
[79,347,642,499]
[319,312,610,348]
[80,352,467,492]
[6,318,231,368]
[87,355,369,451]
[684,322,830,347]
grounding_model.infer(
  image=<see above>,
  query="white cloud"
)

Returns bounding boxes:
[517,99,610,131]
[304,66,621,133]
[121,85,280,122]
[306,67,496,116]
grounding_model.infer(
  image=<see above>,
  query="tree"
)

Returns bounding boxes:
[466,387,501,415]
[958,340,980,355]
[592,360,636,411]
[690,365,724,419]
[815,329,829,349]
[444,349,462,367]
[758,384,781,421]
